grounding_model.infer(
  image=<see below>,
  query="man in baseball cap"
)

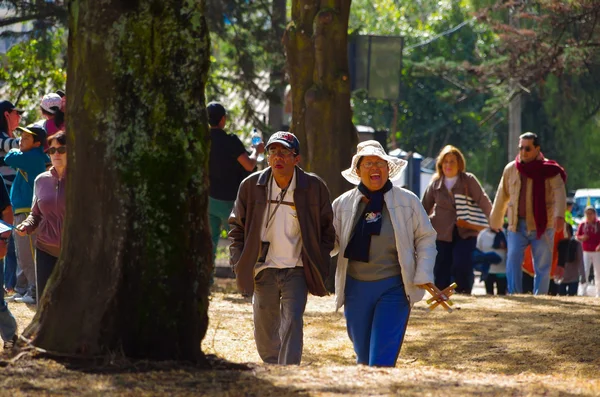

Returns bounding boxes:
[265,131,300,156]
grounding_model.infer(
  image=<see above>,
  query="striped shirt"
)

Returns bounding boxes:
[0,131,20,187]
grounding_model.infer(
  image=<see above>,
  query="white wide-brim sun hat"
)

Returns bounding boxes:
[341,140,407,185]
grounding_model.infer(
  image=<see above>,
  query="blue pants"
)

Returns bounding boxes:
[3,234,17,291]
[506,219,554,295]
[344,275,410,367]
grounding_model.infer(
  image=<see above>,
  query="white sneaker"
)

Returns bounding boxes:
[14,294,36,304]
[4,293,23,302]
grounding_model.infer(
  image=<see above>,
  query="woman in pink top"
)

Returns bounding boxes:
[16,131,66,303]
[575,206,600,297]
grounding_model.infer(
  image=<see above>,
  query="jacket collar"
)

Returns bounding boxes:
[432,172,464,191]
[50,166,67,180]
[256,166,308,190]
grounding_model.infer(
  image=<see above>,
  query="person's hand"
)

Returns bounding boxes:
[15,225,27,237]
[555,217,565,232]
[0,231,10,258]
[254,142,265,154]
[580,234,589,242]
[416,283,450,302]
[596,244,600,252]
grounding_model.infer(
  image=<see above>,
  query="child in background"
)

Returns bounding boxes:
[4,124,49,304]
[476,227,508,295]
[557,224,586,296]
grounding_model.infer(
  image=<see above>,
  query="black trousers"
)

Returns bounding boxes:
[434,229,477,294]
[485,274,507,295]
[36,248,58,302]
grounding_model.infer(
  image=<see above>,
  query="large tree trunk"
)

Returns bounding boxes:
[24,0,212,361]
[284,0,357,199]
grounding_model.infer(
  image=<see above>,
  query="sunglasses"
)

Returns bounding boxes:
[48,146,67,155]
[267,147,295,157]
[518,146,533,152]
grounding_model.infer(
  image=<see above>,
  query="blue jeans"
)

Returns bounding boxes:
[344,275,410,367]
[3,234,17,291]
[506,219,554,295]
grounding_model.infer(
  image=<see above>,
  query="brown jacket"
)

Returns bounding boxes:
[228,167,335,296]
[490,160,566,233]
[422,172,492,242]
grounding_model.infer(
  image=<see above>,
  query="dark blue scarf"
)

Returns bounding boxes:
[344,180,393,263]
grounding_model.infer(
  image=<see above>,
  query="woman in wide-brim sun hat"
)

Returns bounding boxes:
[331,140,438,367]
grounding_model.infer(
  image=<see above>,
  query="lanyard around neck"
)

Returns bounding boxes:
[265,175,290,230]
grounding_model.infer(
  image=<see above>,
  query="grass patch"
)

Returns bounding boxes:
[3,278,599,396]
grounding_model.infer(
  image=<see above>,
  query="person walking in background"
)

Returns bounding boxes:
[475,227,508,295]
[16,132,67,303]
[332,141,438,367]
[565,198,575,227]
[557,224,585,296]
[0,174,17,349]
[422,145,492,294]
[576,206,600,297]
[229,132,334,365]
[490,132,566,295]
[4,124,49,304]
[207,102,264,282]
[0,100,22,298]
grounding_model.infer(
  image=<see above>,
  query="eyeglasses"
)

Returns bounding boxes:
[267,147,295,157]
[360,161,388,169]
[48,146,67,155]
[518,146,533,152]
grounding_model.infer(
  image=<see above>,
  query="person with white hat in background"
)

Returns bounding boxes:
[331,140,439,367]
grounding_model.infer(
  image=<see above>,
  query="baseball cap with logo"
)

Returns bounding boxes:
[40,93,63,114]
[265,131,300,155]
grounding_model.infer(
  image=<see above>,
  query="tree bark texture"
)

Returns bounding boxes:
[25,0,212,361]
[284,0,357,199]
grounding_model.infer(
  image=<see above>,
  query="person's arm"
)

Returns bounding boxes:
[237,142,265,172]
[330,197,342,257]
[550,173,567,230]
[489,166,511,230]
[421,180,435,215]
[0,135,19,153]
[468,173,493,218]
[575,223,587,241]
[4,149,37,171]
[318,179,335,273]
[227,180,249,272]
[411,194,438,286]
[16,179,43,234]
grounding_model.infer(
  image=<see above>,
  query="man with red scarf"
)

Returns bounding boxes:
[490,132,567,295]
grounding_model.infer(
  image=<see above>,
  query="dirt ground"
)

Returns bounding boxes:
[2,278,600,396]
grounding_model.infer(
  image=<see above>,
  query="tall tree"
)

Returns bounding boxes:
[284,0,357,198]
[24,0,212,361]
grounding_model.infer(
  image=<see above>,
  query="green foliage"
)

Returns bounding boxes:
[0,28,67,124]
[350,0,507,190]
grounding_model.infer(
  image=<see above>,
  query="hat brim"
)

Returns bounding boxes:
[341,152,407,185]
[266,139,296,153]
[16,126,37,136]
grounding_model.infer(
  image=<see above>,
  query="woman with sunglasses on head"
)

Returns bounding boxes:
[16,131,67,304]
[331,141,438,367]
[422,145,493,294]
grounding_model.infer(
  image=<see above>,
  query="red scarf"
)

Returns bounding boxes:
[515,154,566,238]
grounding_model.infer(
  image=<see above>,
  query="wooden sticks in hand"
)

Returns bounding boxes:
[423,283,457,313]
